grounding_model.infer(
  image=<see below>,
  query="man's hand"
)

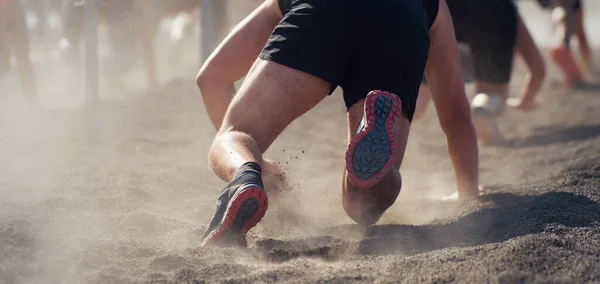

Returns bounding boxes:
[440,186,488,202]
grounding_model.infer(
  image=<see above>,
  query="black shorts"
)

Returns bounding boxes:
[535,0,581,10]
[260,0,432,121]
[574,0,581,11]
[278,0,292,15]
[446,0,517,84]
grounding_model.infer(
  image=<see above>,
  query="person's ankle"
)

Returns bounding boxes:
[234,161,262,179]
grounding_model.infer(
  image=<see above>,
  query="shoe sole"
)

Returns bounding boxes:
[201,185,268,246]
[472,107,503,146]
[345,90,401,189]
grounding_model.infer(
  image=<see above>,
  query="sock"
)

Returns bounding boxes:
[229,161,263,188]
[235,161,262,177]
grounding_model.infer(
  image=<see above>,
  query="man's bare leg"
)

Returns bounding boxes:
[343,97,410,225]
[471,16,544,145]
[202,59,330,246]
[209,59,329,180]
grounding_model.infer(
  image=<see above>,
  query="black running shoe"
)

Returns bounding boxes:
[201,162,268,247]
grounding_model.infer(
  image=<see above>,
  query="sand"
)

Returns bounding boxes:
[1,2,600,283]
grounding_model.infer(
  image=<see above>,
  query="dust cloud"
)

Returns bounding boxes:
[1,1,599,283]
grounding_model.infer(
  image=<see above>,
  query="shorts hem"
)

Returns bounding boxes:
[259,52,337,92]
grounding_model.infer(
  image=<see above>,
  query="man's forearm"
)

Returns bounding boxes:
[444,120,479,198]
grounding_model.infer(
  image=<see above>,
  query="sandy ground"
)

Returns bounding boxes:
[1,1,600,283]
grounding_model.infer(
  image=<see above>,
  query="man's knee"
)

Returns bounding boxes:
[342,171,401,226]
[343,191,398,226]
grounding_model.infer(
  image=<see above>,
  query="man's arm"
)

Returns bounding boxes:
[424,0,479,198]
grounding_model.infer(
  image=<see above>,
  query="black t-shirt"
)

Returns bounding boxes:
[279,0,438,29]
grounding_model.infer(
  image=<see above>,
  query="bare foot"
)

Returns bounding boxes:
[506,97,539,111]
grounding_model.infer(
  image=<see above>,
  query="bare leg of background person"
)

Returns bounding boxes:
[574,6,593,75]
[8,0,39,104]
[508,15,546,110]
[549,0,584,87]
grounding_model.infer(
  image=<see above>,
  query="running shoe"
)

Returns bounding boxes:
[345,90,401,189]
[201,162,268,247]
[472,107,504,146]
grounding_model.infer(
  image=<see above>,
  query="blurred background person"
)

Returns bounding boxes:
[0,0,39,104]
[535,0,594,87]
[57,0,229,89]
[414,0,546,145]
[59,0,159,87]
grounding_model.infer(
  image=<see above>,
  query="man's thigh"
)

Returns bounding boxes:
[224,0,353,152]
[221,59,332,153]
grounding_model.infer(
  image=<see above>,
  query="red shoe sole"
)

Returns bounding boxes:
[201,186,268,246]
[345,90,402,190]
